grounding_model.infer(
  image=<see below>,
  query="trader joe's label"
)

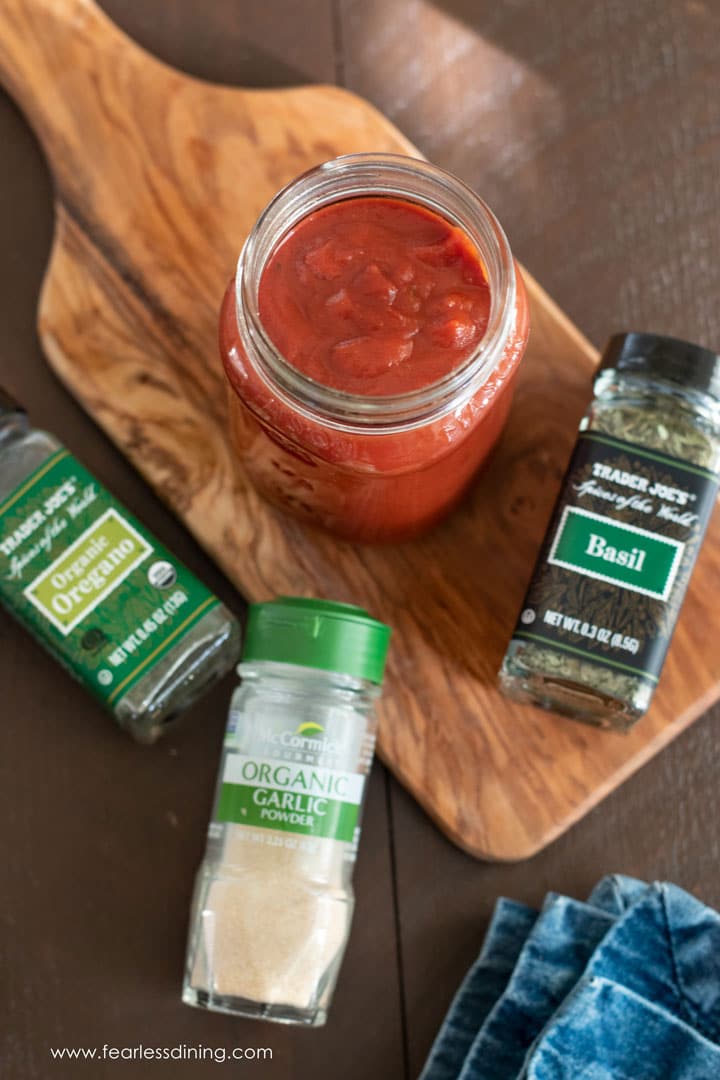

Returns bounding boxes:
[511,432,719,684]
[0,450,219,707]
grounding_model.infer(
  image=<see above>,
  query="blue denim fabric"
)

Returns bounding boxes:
[456,895,618,1079]
[586,873,649,916]
[520,882,720,1078]
[525,977,720,1079]
[419,899,538,1080]
[583,882,720,1043]
[419,877,720,1080]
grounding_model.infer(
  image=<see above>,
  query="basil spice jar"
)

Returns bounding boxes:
[183,597,391,1026]
[500,333,720,730]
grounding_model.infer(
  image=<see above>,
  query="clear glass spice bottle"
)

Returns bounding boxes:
[500,333,720,730]
[0,386,241,742]
[183,596,391,1026]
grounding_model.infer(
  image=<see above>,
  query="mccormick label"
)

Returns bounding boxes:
[510,431,719,686]
[0,449,219,707]
[215,712,372,846]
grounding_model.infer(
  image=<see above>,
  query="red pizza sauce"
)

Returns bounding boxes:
[257,197,491,396]
[221,179,529,543]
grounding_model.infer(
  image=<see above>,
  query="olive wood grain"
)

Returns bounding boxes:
[1,0,718,860]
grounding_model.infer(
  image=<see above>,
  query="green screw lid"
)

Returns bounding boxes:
[242,596,391,684]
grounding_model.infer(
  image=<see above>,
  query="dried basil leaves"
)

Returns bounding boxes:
[500,333,720,731]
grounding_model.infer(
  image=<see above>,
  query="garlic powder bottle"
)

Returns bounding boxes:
[182,596,391,1026]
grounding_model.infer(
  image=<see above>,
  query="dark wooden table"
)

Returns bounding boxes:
[2,2,719,1077]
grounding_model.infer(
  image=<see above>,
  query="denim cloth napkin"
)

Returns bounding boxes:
[524,977,720,1079]
[420,876,720,1080]
[419,900,538,1080]
[580,881,720,1043]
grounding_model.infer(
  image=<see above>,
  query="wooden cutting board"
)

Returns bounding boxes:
[2,0,719,861]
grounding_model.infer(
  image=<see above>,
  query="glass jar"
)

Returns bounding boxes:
[0,387,240,743]
[183,597,391,1026]
[500,333,720,730]
[220,154,529,543]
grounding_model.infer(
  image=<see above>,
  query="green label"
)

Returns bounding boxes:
[548,507,684,601]
[512,431,719,683]
[217,784,359,842]
[216,751,364,843]
[0,449,220,708]
[24,509,154,634]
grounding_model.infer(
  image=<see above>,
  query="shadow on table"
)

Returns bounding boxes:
[99,0,317,89]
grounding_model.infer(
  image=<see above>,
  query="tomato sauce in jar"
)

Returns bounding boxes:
[221,155,529,542]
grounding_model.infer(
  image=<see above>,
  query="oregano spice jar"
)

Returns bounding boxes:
[0,386,240,742]
[500,333,720,730]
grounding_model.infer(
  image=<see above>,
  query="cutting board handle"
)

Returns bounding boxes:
[0,0,146,175]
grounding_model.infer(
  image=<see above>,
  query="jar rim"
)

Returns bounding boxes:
[234,153,518,433]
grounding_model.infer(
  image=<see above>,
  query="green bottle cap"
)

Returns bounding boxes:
[242,596,391,684]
